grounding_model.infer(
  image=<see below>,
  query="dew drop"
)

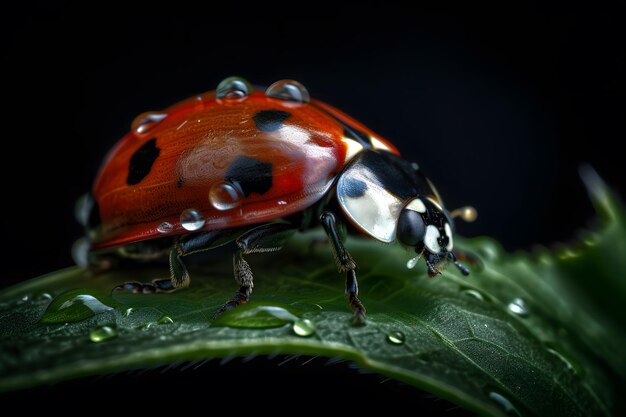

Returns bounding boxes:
[90,325,118,343]
[292,319,315,337]
[387,331,405,345]
[123,307,133,317]
[131,112,167,135]
[488,392,521,416]
[157,315,174,325]
[406,257,418,269]
[138,323,153,331]
[265,80,310,103]
[462,288,485,301]
[209,182,242,211]
[213,304,298,329]
[507,297,529,317]
[41,290,116,324]
[157,221,174,234]
[179,208,205,231]
[545,345,582,375]
[37,293,53,301]
[21,295,29,302]
[216,76,252,99]
[71,237,90,267]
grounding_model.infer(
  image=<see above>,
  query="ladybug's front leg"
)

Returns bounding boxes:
[212,223,296,319]
[320,211,366,326]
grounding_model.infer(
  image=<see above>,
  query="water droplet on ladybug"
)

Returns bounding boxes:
[507,297,529,317]
[209,182,243,211]
[90,325,118,343]
[216,76,252,99]
[179,208,205,231]
[157,221,174,234]
[387,331,405,345]
[74,193,93,226]
[265,80,310,103]
[131,112,167,135]
[406,256,418,269]
[292,319,315,337]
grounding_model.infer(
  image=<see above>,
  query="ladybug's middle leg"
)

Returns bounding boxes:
[320,211,366,325]
[212,222,296,319]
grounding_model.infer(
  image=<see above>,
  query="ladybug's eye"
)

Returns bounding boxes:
[397,207,425,246]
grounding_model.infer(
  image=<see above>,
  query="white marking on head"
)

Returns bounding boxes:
[405,198,427,213]
[370,136,394,152]
[424,225,441,253]
[426,197,443,211]
[341,137,365,163]
[444,222,453,251]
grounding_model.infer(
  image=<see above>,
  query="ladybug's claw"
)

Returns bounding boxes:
[448,252,470,276]
[212,291,248,319]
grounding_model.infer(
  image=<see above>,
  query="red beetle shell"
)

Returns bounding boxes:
[90,90,399,250]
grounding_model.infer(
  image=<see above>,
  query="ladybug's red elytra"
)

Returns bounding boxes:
[79,77,476,324]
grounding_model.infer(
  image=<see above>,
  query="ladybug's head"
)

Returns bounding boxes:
[337,150,473,276]
[397,197,456,271]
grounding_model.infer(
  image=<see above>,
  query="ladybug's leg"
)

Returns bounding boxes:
[212,223,296,319]
[320,211,366,325]
[113,229,242,294]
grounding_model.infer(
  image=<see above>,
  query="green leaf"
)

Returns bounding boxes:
[1,169,624,417]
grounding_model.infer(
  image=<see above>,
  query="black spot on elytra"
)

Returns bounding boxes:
[88,199,101,229]
[343,177,368,198]
[177,178,184,188]
[253,110,291,132]
[343,127,372,148]
[225,156,272,197]
[127,138,160,185]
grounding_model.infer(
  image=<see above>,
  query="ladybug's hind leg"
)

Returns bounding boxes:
[113,229,242,294]
[212,223,296,319]
[320,211,366,326]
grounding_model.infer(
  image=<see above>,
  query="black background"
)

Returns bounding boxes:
[2,1,624,415]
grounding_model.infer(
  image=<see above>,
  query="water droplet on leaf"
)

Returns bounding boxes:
[209,182,242,211]
[213,304,299,329]
[292,319,315,337]
[462,288,485,301]
[545,345,582,375]
[132,112,167,135]
[41,290,117,324]
[488,392,521,416]
[387,331,405,345]
[90,325,118,343]
[123,307,133,317]
[157,315,174,325]
[507,297,529,317]
[180,208,205,231]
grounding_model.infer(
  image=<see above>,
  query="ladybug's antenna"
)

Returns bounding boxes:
[450,206,478,222]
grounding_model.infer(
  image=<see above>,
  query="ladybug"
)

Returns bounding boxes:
[81,77,476,324]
